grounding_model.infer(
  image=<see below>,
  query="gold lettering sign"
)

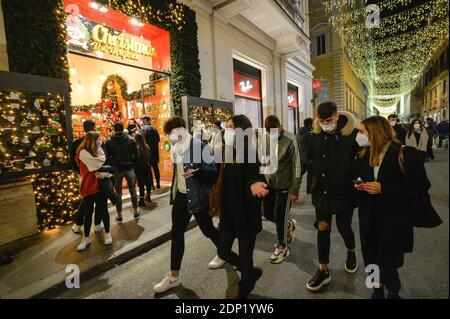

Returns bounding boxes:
[91,24,156,61]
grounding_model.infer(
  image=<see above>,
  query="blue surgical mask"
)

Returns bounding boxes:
[97,139,103,147]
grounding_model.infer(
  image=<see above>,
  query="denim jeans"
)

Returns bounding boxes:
[114,169,138,213]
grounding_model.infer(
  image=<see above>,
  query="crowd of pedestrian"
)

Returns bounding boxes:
[67,101,443,299]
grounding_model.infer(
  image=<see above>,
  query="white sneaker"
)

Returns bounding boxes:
[94,222,104,233]
[104,233,112,246]
[153,272,182,293]
[77,237,91,252]
[209,255,226,270]
[72,224,82,234]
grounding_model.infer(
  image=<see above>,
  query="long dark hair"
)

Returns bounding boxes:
[408,118,422,137]
[225,114,255,164]
[134,132,150,162]
[358,116,396,167]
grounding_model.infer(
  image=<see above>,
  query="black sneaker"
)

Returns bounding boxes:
[387,292,402,299]
[115,216,123,224]
[145,194,152,202]
[306,269,331,292]
[138,198,146,207]
[238,267,263,299]
[371,288,385,299]
[134,210,142,221]
[156,184,161,189]
[345,250,358,273]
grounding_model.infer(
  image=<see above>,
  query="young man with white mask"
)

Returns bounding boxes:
[306,101,359,292]
[153,116,224,294]
[262,115,302,264]
[387,114,406,145]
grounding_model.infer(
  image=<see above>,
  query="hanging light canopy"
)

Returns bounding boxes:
[323,0,449,114]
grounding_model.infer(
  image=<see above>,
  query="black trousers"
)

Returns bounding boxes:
[149,161,161,187]
[218,227,257,291]
[316,208,356,264]
[263,188,291,246]
[135,163,152,199]
[82,192,109,236]
[426,141,435,160]
[300,163,313,194]
[75,197,102,227]
[170,192,220,270]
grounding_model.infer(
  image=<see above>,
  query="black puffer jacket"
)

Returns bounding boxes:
[297,126,313,165]
[308,111,359,213]
[105,132,139,171]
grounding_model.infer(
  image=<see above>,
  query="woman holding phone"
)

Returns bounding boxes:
[354,116,429,299]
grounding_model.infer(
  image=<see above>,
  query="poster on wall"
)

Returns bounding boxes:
[143,77,173,180]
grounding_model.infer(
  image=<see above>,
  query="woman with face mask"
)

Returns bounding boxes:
[75,132,111,251]
[405,119,429,163]
[354,116,430,299]
[213,114,269,299]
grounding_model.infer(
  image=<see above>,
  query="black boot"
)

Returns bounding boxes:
[387,292,402,299]
[371,287,385,299]
[237,267,263,299]
[145,193,152,202]
[138,198,146,207]
[0,254,13,266]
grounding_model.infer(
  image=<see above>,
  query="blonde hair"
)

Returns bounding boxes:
[77,132,100,157]
[358,116,396,167]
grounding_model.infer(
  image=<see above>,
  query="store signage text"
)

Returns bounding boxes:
[234,72,261,100]
[91,25,156,62]
[313,81,322,90]
[288,92,298,108]
[239,80,253,93]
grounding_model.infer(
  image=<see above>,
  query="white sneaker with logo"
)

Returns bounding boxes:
[104,233,112,246]
[153,273,182,293]
[77,237,91,252]
[94,222,104,233]
[209,255,226,269]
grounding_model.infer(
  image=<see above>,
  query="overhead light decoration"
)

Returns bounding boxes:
[322,0,449,114]
[99,71,106,82]
[69,64,77,76]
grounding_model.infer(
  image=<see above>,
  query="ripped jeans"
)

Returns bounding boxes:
[315,209,356,265]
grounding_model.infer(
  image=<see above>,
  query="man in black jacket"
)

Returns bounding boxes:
[70,120,104,234]
[297,117,314,194]
[388,114,406,145]
[306,101,359,292]
[105,121,140,223]
[140,115,161,189]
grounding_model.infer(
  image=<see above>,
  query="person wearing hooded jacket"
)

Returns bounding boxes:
[306,101,359,292]
[297,117,314,194]
[105,121,141,224]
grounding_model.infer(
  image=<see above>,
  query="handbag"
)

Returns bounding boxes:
[398,146,443,228]
[208,164,224,218]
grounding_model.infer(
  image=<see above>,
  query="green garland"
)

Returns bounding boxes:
[2,0,201,230]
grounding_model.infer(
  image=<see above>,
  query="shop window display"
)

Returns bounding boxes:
[0,78,70,179]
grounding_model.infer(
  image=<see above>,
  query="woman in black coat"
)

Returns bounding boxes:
[216,114,269,299]
[354,116,430,299]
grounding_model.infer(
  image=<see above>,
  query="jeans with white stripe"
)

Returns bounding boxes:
[263,187,292,247]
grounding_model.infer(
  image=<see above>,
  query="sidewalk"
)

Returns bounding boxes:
[0,186,195,299]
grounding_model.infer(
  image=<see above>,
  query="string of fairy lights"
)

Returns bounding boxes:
[323,0,450,113]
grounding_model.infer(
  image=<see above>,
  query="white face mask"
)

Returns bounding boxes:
[424,123,429,128]
[390,120,397,127]
[356,132,370,147]
[414,123,421,130]
[169,128,185,144]
[224,129,235,146]
[320,121,337,133]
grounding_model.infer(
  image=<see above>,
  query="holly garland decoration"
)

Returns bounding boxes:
[0,90,69,175]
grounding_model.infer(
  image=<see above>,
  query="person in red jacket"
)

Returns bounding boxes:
[76,132,111,251]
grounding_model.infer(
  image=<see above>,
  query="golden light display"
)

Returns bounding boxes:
[323,0,449,113]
